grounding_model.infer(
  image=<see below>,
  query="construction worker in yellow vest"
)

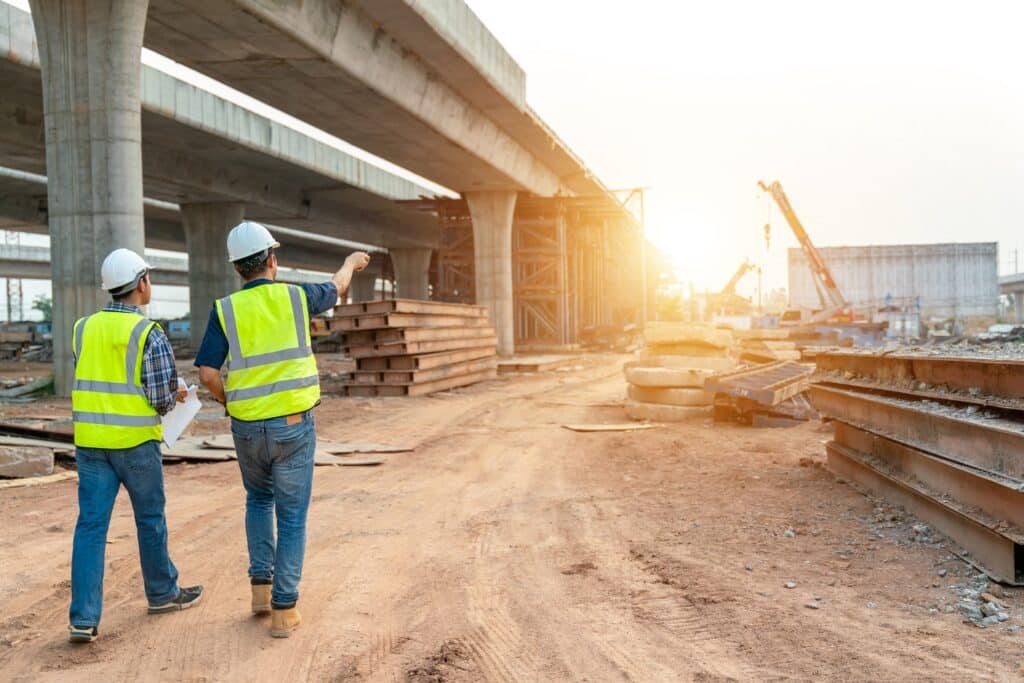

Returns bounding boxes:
[196,222,370,638]
[68,249,204,644]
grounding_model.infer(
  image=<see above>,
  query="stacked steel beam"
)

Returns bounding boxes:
[327,299,497,397]
[810,351,1024,584]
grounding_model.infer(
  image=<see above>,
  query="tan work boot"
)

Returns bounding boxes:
[251,584,271,615]
[270,606,301,638]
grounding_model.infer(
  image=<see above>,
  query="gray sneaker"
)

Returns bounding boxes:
[148,585,204,614]
[68,625,98,643]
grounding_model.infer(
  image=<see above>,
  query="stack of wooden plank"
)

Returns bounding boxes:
[331,299,497,397]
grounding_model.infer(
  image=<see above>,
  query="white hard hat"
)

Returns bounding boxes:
[226,221,280,262]
[101,248,151,293]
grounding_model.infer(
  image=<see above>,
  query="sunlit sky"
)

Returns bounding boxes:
[4,0,1024,317]
[468,0,1024,296]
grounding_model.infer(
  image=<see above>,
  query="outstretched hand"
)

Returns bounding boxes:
[346,251,371,272]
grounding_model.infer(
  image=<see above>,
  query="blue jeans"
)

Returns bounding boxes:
[70,441,180,627]
[231,411,316,607]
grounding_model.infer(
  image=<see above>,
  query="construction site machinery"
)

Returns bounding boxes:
[708,260,756,317]
[758,180,854,323]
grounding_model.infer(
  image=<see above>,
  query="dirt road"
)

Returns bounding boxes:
[1,355,1021,681]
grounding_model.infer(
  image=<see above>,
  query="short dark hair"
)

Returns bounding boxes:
[234,248,273,279]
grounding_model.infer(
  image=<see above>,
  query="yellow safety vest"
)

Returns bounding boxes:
[215,283,320,421]
[72,311,163,449]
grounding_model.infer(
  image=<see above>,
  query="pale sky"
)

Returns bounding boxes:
[467,0,1024,296]
[4,0,1024,318]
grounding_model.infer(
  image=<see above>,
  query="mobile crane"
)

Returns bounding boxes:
[708,259,755,316]
[758,180,855,323]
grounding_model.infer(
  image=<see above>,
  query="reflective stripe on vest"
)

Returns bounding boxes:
[71,311,163,449]
[216,283,320,420]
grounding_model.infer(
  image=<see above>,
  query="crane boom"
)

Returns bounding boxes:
[720,259,753,298]
[758,180,850,319]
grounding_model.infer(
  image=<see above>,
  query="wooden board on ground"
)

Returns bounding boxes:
[625,399,712,422]
[346,336,498,359]
[627,385,713,407]
[322,442,415,454]
[343,368,497,397]
[315,450,384,466]
[163,438,236,461]
[335,299,487,318]
[334,313,490,332]
[498,355,579,374]
[357,346,495,372]
[562,423,655,433]
[342,325,495,346]
[0,470,76,489]
[645,322,732,348]
[350,357,497,386]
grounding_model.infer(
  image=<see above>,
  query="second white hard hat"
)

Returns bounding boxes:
[101,248,151,293]
[226,221,280,262]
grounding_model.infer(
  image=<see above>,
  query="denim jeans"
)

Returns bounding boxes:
[70,441,180,627]
[231,410,316,607]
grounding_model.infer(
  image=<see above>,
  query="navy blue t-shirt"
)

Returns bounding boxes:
[194,279,338,369]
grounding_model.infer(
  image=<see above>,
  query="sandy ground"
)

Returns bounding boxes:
[1,354,1022,681]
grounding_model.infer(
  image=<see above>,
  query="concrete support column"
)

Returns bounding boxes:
[30,0,150,395]
[348,275,377,303]
[390,247,432,300]
[1015,292,1023,324]
[181,202,244,350]
[466,191,517,355]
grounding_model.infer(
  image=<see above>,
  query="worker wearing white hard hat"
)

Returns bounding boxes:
[195,221,370,638]
[67,248,204,644]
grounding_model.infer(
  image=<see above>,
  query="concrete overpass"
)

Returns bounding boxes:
[999,273,1024,322]
[140,0,628,356]
[0,242,337,288]
[2,3,441,388]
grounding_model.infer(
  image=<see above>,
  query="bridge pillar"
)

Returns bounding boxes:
[30,0,150,395]
[466,191,517,355]
[1015,292,1024,324]
[348,275,377,303]
[390,248,432,300]
[181,202,244,350]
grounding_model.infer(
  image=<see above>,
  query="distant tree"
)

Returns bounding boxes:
[31,294,52,321]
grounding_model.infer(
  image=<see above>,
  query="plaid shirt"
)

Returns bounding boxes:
[73,302,180,416]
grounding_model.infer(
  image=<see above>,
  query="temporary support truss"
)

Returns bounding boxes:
[422,195,644,349]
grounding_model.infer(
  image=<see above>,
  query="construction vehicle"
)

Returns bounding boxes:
[708,259,755,317]
[758,180,856,323]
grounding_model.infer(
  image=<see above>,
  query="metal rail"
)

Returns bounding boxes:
[705,360,811,406]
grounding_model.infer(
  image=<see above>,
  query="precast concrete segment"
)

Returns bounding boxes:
[623,366,713,389]
[144,0,562,195]
[182,202,244,350]
[28,0,150,396]
[465,191,516,356]
[624,400,712,422]
[390,248,432,301]
[626,385,713,407]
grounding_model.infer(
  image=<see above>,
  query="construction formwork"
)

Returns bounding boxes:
[788,242,999,323]
[424,196,646,350]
